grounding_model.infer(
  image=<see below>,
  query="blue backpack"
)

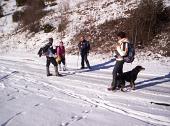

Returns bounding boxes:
[123,43,135,63]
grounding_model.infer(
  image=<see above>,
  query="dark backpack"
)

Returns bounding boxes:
[37,43,50,57]
[87,41,90,51]
[85,41,90,53]
[123,43,135,63]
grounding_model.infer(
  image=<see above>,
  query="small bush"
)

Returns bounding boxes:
[21,7,47,26]
[16,0,26,6]
[29,22,41,33]
[19,0,47,33]
[58,17,69,32]
[12,11,24,22]
[58,23,66,32]
[42,24,55,33]
[0,6,3,18]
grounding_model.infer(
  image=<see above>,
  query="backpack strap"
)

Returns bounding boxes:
[122,42,126,51]
[120,42,128,52]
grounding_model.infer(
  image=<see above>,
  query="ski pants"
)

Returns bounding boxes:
[46,57,58,67]
[111,60,124,89]
[81,53,90,68]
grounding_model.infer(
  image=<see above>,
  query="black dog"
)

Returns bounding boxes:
[117,66,145,91]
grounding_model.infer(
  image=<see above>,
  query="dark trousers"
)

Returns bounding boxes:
[46,57,58,67]
[111,60,124,89]
[81,53,90,68]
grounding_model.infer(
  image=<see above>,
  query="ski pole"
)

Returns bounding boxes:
[77,52,79,69]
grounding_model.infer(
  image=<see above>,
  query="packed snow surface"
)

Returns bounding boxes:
[0,52,170,126]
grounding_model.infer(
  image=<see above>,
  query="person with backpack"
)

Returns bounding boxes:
[78,36,91,69]
[38,38,62,76]
[56,41,66,71]
[108,32,129,91]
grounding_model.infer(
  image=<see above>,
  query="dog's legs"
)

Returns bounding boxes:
[130,81,135,90]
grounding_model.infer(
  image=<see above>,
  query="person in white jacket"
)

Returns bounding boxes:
[108,32,129,91]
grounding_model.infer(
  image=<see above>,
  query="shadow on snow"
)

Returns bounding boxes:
[136,72,170,90]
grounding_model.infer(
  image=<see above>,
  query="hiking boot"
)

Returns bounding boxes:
[107,87,114,91]
[117,84,121,90]
[107,86,116,91]
[56,73,62,77]
[47,73,52,76]
[46,67,51,76]
[54,66,59,75]
[88,67,92,69]
[80,67,85,69]
[120,88,125,92]
[63,65,66,71]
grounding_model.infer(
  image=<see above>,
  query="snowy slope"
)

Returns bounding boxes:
[0,0,139,53]
[0,0,169,54]
[0,52,170,126]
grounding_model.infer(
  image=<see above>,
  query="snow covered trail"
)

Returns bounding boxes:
[0,54,170,126]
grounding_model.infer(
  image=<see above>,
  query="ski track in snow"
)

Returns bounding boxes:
[1,112,24,126]
[0,57,170,126]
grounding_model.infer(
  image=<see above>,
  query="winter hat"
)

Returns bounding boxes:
[49,37,53,44]
[117,31,126,39]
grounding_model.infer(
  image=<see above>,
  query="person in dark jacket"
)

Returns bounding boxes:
[38,38,62,76]
[78,36,91,69]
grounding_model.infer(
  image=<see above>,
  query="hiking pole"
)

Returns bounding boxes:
[65,57,67,71]
[77,51,79,69]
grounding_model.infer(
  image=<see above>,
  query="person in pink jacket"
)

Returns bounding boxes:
[56,41,66,71]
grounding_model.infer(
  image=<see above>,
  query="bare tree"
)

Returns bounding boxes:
[58,1,70,41]
[20,0,46,32]
[0,1,3,18]
[122,0,166,47]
